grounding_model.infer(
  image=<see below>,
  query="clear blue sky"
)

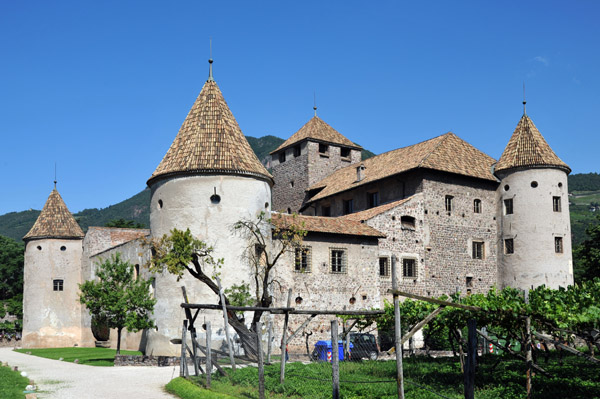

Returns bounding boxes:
[1,1,598,215]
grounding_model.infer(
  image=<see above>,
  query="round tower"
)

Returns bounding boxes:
[22,186,85,348]
[495,106,573,290]
[145,60,273,355]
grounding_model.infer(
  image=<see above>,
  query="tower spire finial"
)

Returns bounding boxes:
[523,82,527,115]
[313,91,317,117]
[54,162,57,189]
[208,37,214,81]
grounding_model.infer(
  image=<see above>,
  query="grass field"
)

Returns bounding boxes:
[14,347,142,367]
[0,363,30,399]
[168,351,600,399]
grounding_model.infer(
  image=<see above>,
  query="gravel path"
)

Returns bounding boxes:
[0,348,179,399]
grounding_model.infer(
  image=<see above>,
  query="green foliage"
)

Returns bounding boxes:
[15,347,142,367]
[166,377,238,399]
[79,253,156,353]
[573,215,600,281]
[0,363,30,398]
[246,135,285,163]
[224,283,253,307]
[569,172,600,192]
[0,235,24,300]
[104,218,145,228]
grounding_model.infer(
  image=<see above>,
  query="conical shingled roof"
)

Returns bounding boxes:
[495,114,570,174]
[148,79,272,185]
[270,116,361,154]
[23,188,84,241]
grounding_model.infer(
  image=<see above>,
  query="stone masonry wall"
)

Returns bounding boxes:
[271,142,309,213]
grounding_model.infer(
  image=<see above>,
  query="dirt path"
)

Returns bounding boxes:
[0,348,179,399]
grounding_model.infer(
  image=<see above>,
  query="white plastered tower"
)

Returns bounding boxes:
[145,60,273,356]
[495,105,573,290]
[22,186,86,348]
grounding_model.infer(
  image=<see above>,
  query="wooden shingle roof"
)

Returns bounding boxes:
[270,116,361,154]
[495,114,570,174]
[271,213,385,238]
[306,133,496,203]
[23,188,84,241]
[148,79,272,185]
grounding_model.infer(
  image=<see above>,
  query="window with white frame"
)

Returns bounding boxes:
[330,248,347,274]
[472,241,484,259]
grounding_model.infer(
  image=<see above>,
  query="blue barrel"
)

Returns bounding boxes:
[313,340,352,361]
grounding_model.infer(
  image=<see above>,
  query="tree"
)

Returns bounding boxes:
[574,215,600,281]
[0,235,24,300]
[105,219,145,229]
[79,253,156,354]
[146,212,306,359]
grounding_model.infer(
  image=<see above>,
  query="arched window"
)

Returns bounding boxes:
[473,199,482,213]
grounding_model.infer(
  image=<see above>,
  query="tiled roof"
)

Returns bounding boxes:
[271,213,385,238]
[271,116,361,154]
[341,197,414,222]
[306,133,496,203]
[495,114,570,174]
[23,188,84,241]
[148,79,272,185]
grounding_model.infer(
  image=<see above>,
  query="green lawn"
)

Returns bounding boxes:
[0,363,30,399]
[14,347,142,367]
[168,352,600,399]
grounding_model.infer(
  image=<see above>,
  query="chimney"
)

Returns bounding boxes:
[356,164,366,182]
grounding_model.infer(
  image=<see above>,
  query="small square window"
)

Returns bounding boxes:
[472,241,484,259]
[343,199,354,215]
[445,195,454,212]
[367,192,379,209]
[319,143,329,154]
[473,199,482,213]
[401,216,416,230]
[340,147,351,158]
[555,237,563,253]
[402,258,416,278]
[379,257,390,277]
[330,248,347,274]
[53,279,64,291]
[504,198,513,215]
[504,238,514,254]
[553,196,561,212]
[295,247,312,272]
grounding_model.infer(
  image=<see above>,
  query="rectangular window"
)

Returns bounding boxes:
[473,199,482,213]
[294,247,312,272]
[504,238,514,254]
[319,143,329,155]
[402,258,416,278]
[445,195,454,212]
[343,199,354,215]
[340,147,351,158]
[330,248,347,274]
[379,257,390,277]
[53,279,64,291]
[555,237,563,253]
[278,151,286,163]
[293,145,301,157]
[322,205,331,217]
[472,241,484,259]
[367,192,379,209]
[553,196,562,212]
[401,216,416,230]
[504,198,513,215]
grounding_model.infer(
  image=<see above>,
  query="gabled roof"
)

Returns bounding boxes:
[23,188,84,241]
[271,213,385,238]
[341,197,415,222]
[148,79,272,185]
[270,116,361,154]
[306,133,496,203]
[495,114,570,174]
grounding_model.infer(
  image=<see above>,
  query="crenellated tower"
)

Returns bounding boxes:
[495,104,573,290]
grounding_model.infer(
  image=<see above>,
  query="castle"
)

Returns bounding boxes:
[21,59,573,354]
